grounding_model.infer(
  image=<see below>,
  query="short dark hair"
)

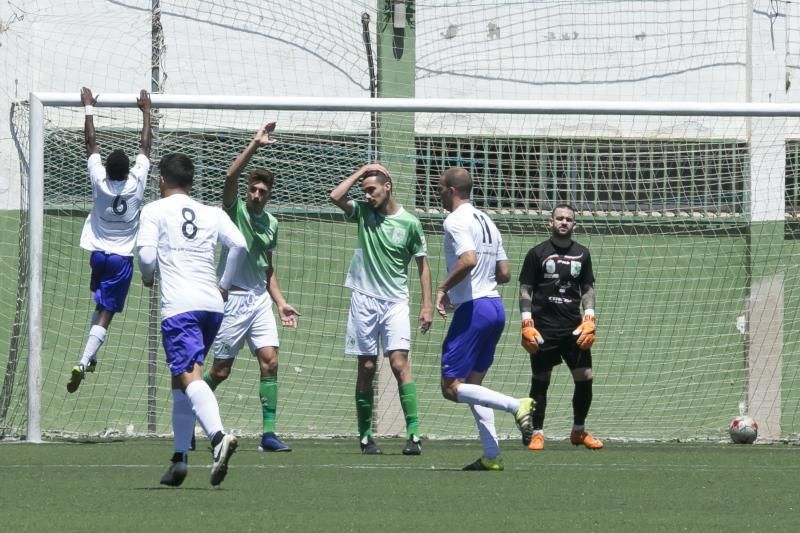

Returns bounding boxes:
[248,168,274,188]
[442,167,473,196]
[362,170,392,192]
[105,149,130,181]
[551,203,577,218]
[159,153,194,189]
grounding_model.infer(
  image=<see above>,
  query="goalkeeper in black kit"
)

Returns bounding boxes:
[518,204,603,451]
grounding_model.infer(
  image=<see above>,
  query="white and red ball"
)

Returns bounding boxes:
[729,415,758,444]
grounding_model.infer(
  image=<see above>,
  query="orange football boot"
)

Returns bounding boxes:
[528,432,545,451]
[570,430,604,449]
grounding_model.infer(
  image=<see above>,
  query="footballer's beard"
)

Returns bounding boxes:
[553,227,573,239]
[247,197,267,213]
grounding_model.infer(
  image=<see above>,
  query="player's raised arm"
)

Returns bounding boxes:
[224,122,276,208]
[81,87,99,156]
[137,90,153,158]
[329,163,389,218]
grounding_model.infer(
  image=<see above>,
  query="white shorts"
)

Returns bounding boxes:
[213,290,279,359]
[345,290,411,356]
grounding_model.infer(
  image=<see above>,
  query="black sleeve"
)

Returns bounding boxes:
[518,248,538,286]
[580,249,595,291]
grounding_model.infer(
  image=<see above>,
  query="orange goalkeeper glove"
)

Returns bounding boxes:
[521,318,544,354]
[573,312,596,351]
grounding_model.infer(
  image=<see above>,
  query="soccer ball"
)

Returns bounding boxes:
[729,415,758,444]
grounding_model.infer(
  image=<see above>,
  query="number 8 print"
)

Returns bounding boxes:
[182,207,198,239]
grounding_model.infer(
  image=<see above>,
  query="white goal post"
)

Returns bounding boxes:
[23,93,795,443]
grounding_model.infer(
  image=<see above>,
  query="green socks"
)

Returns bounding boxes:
[356,383,419,438]
[399,381,420,438]
[202,370,216,391]
[355,388,374,438]
[260,376,278,434]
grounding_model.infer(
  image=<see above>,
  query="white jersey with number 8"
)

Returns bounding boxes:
[137,193,245,319]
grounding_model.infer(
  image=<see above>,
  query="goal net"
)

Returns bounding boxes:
[6,96,800,444]
[2,0,800,443]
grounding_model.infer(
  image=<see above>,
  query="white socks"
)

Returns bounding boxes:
[79,325,106,366]
[171,389,195,453]
[455,383,520,414]
[470,405,500,459]
[185,380,224,440]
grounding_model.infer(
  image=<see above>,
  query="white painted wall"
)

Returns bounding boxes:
[1,1,795,209]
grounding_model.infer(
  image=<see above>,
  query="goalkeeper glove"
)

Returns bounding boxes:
[572,311,596,351]
[521,318,544,354]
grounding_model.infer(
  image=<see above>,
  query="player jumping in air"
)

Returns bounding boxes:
[67,87,152,393]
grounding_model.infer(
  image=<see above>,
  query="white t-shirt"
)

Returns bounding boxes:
[79,153,150,256]
[137,194,246,319]
[442,202,508,306]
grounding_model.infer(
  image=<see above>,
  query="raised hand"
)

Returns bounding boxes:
[358,163,390,179]
[80,87,98,106]
[254,122,277,146]
[136,89,151,113]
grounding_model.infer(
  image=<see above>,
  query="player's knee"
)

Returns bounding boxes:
[440,381,458,402]
[259,358,278,376]
[572,367,592,381]
[211,364,232,382]
[389,361,410,382]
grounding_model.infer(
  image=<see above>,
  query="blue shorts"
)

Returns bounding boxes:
[89,251,133,313]
[441,297,505,379]
[162,311,224,377]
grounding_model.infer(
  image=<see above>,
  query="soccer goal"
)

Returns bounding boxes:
[5,93,800,444]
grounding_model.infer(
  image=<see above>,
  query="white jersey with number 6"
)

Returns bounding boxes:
[137,193,246,319]
[80,153,150,256]
[442,202,508,306]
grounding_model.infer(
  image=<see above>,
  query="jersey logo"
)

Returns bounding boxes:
[389,227,407,245]
[570,261,582,277]
[545,259,556,274]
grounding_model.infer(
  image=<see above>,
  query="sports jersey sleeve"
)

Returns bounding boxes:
[446,215,476,257]
[409,219,427,257]
[346,200,363,222]
[580,250,596,287]
[268,216,278,251]
[136,204,158,248]
[518,248,540,286]
[130,154,150,185]
[496,234,508,262]
[217,208,246,250]
[87,153,104,185]
[216,208,247,290]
